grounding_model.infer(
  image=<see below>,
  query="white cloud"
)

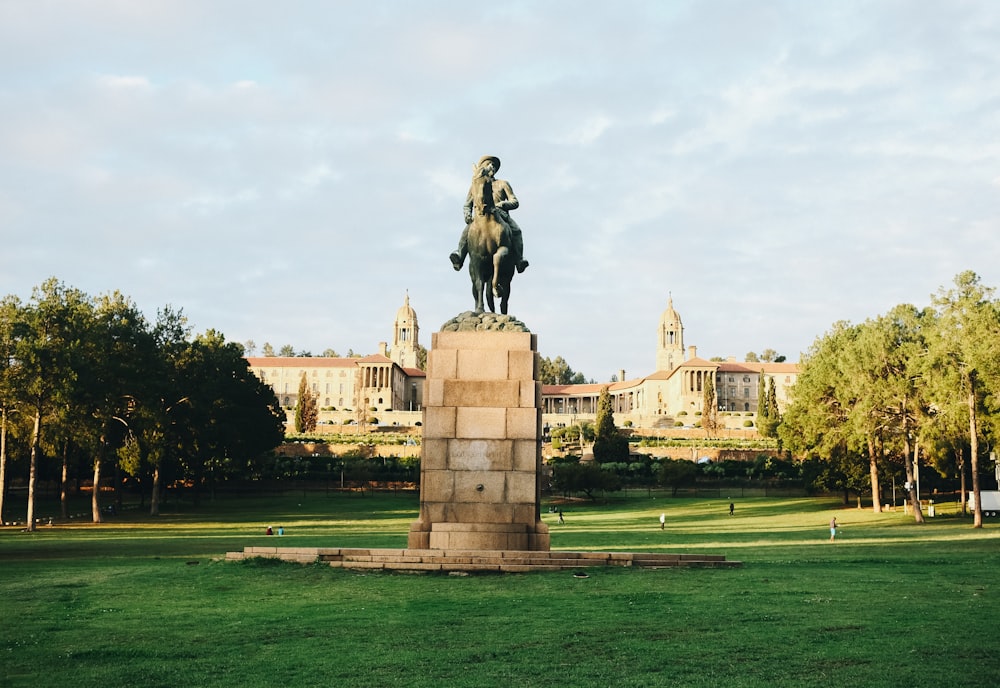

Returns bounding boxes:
[96,74,152,91]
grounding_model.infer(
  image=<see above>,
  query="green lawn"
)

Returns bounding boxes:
[2,491,997,687]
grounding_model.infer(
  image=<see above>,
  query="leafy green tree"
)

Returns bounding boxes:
[262,342,276,357]
[745,352,759,363]
[779,321,859,491]
[15,279,93,531]
[0,295,22,524]
[321,348,339,358]
[926,271,1000,528]
[657,458,697,496]
[550,460,621,500]
[75,291,157,522]
[592,387,628,463]
[539,355,587,385]
[278,344,295,357]
[171,330,285,504]
[140,305,193,516]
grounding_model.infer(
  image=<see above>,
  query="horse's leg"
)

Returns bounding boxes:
[500,280,510,314]
[485,265,496,313]
[492,247,509,298]
[471,265,484,313]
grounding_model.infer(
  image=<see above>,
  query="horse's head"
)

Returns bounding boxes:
[469,167,495,216]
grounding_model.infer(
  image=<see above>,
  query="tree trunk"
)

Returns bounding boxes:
[957,446,967,516]
[60,441,69,520]
[92,441,104,524]
[0,407,7,524]
[901,431,924,524]
[150,465,161,517]
[867,436,881,513]
[26,409,42,532]
[969,381,982,528]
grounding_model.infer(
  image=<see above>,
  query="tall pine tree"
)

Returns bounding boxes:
[592,387,629,463]
[294,373,318,433]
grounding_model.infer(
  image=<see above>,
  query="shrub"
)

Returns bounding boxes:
[742,420,754,427]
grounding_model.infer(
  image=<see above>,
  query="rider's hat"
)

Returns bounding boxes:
[477,155,500,172]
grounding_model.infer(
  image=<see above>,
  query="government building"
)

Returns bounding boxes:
[246,295,798,431]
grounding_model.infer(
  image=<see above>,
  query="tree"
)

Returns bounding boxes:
[927,271,1000,528]
[592,387,628,463]
[262,342,276,357]
[0,295,22,525]
[244,340,257,356]
[15,279,92,531]
[139,305,193,516]
[416,344,428,371]
[745,352,760,363]
[702,375,718,434]
[758,377,780,438]
[278,344,295,357]
[657,458,697,496]
[75,291,156,522]
[171,330,285,504]
[295,373,318,433]
[321,348,339,358]
[760,348,779,362]
[550,460,621,500]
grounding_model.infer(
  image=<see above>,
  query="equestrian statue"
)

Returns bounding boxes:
[449,155,529,314]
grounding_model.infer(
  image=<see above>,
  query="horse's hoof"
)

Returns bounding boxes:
[449,252,463,271]
[516,260,529,274]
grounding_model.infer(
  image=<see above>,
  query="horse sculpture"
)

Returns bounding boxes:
[465,169,516,314]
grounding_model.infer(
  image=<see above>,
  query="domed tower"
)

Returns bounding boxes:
[656,295,685,372]
[392,293,419,369]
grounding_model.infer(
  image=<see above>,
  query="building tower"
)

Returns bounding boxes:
[656,295,685,372]
[391,292,420,369]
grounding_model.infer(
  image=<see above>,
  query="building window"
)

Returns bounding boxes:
[744,388,750,398]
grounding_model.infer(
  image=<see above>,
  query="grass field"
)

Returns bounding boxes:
[2,491,998,687]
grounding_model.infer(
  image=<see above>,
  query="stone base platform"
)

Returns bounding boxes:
[225,546,741,573]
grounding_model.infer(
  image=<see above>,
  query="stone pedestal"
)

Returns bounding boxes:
[408,330,549,551]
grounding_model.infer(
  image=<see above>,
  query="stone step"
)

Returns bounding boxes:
[228,546,741,571]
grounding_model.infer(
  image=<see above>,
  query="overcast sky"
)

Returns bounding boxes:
[2,1,998,381]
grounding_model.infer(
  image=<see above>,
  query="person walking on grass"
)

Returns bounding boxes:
[659,512,665,530]
[830,517,837,541]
